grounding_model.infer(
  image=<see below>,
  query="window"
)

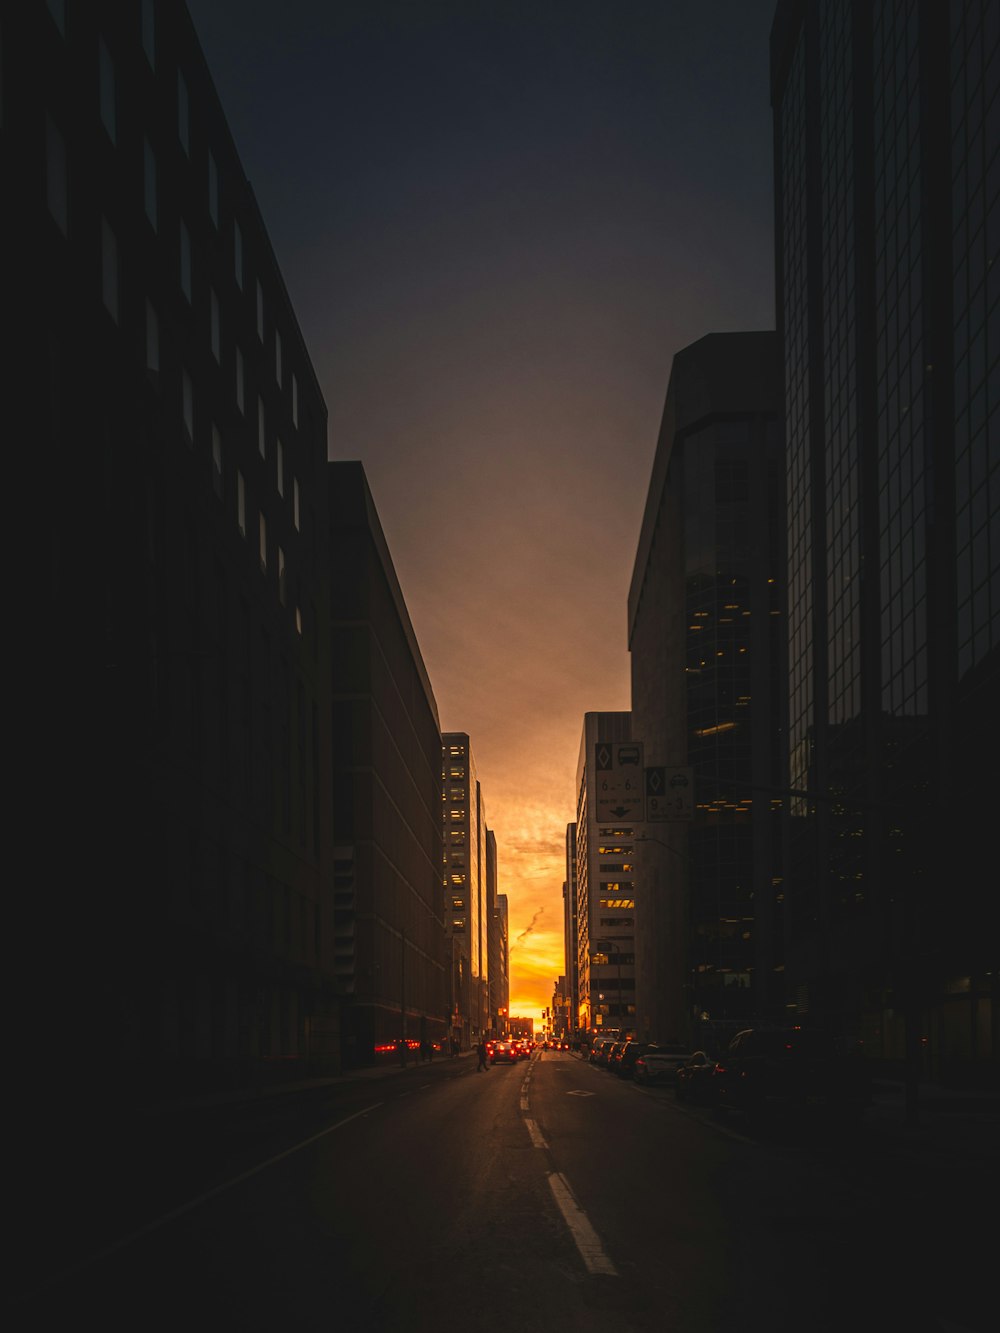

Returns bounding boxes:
[210,288,220,362]
[235,346,244,413]
[259,512,267,571]
[101,218,119,321]
[179,220,191,301]
[233,219,243,289]
[212,426,223,498]
[177,71,190,155]
[278,547,286,604]
[145,301,159,372]
[257,398,266,457]
[275,329,283,386]
[276,438,284,496]
[237,471,246,535]
[99,39,116,144]
[293,477,300,530]
[144,139,157,230]
[208,151,219,227]
[182,370,193,440]
[141,0,155,67]
[47,0,66,36]
[256,280,264,340]
[46,117,67,233]
[292,374,299,428]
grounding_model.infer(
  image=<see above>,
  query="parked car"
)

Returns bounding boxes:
[633,1044,693,1087]
[674,1050,721,1103]
[589,1037,616,1066]
[605,1040,630,1074]
[490,1040,518,1065]
[616,1040,656,1079]
[713,1027,871,1119]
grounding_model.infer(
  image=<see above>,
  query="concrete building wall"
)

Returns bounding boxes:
[11,0,335,1099]
[329,462,445,1065]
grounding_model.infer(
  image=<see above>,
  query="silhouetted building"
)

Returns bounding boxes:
[771,0,997,1082]
[492,889,510,1036]
[12,0,335,1098]
[563,822,580,1036]
[575,712,637,1036]
[442,734,490,1044]
[629,333,785,1045]
[329,462,445,1065]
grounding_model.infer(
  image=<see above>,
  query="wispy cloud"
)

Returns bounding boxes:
[513,907,545,949]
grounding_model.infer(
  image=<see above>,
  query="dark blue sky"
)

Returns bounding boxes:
[186,0,779,1005]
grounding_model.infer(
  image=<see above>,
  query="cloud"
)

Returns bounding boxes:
[513,907,545,949]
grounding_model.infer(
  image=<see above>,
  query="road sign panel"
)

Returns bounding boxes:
[594,741,645,823]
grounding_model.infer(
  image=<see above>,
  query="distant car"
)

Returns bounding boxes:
[633,1045,693,1087]
[674,1050,721,1103]
[490,1040,517,1065]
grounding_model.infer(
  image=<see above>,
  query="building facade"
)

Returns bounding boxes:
[574,712,637,1037]
[629,333,786,1046]
[563,822,580,1037]
[329,462,446,1065]
[13,0,335,1097]
[771,0,997,1081]
[442,733,490,1044]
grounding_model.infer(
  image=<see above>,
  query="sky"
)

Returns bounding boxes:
[186,0,778,1024]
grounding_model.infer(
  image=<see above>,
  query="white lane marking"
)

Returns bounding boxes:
[520,1096,530,1112]
[547,1172,618,1276]
[566,1090,595,1097]
[524,1117,548,1149]
[37,1103,384,1292]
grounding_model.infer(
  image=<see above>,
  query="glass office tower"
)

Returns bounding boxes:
[771,0,997,1082]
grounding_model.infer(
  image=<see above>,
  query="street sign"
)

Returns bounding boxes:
[645,765,694,820]
[594,741,645,823]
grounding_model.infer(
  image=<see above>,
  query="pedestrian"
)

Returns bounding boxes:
[450,1036,459,1059]
[476,1038,489,1071]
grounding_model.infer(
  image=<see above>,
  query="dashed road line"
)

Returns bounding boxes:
[547,1172,618,1276]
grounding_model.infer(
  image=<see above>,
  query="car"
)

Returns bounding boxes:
[632,1044,694,1087]
[713,1027,871,1119]
[674,1050,721,1103]
[490,1040,518,1065]
[605,1040,630,1074]
[588,1036,616,1065]
[616,1040,656,1079]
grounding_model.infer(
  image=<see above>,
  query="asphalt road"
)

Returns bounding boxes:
[10,1052,992,1332]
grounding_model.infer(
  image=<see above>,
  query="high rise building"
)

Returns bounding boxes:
[574,712,637,1036]
[771,0,997,1079]
[442,733,490,1043]
[329,462,445,1065]
[492,889,510,1037]
[563,822,580,1037]
[11,0,334,1095]
[629,333,785,1045]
